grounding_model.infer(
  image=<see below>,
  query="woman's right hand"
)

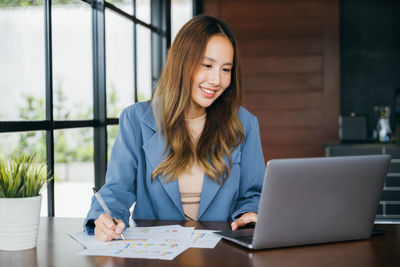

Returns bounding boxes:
[94,214,125,242]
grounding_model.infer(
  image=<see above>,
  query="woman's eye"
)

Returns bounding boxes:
[223,68,232,73]
[202,64,212,69]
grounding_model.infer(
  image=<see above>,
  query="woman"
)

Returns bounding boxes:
[84,15,265,242]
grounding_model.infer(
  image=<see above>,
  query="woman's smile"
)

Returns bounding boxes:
[200,86,217,98]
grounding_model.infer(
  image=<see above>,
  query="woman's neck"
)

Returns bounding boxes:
[186,105,206,119]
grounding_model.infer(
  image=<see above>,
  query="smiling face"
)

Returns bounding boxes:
[187,35,234,119]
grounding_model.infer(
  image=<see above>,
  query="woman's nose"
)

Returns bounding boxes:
[207,69,220,86]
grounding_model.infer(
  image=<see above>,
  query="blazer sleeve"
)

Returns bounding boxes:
[83,108,138,234]
[231,114,265,220]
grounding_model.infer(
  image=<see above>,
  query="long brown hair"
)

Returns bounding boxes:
[152,15,244,184]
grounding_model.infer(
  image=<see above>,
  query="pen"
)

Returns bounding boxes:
[92,187,125,240]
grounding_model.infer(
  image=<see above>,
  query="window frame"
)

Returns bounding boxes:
[1,0,201,216]
[0,0,177,216]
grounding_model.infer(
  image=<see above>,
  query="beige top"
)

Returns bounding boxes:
[178,113,206,221]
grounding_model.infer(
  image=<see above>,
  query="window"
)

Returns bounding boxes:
[52,1,93,120]
[0,3,45,121]
[0,0,194,217]
[105,7,134,117]
[171,0,193,40]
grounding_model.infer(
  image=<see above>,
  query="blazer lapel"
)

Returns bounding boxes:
[141,105,184,217]
[197,174,221,219]
[197,148,241,219]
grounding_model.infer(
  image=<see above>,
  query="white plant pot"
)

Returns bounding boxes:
[0,195,42,251]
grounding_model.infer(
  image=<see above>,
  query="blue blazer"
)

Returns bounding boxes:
[84,102,265,233]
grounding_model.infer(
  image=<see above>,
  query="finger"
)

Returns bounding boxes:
[231,213,258,230]
[97,214,117,229]
[96,220,121,240]
[115,220,126,235]
[95,229,112,242]
[231,218,248,230]
[231,221,239,231]
[94,225,113,242]
[95,216,121,240]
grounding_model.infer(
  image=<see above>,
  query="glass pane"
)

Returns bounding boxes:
[137,25,152,101]
[107,125,119,161]
[50,128,94,217]
[171,0,193,41]
[0,131,46,163]
[106,0,132,15]
[135,0,150,24]
[106,9,134,118]
[52,0,93,120]
[0,4,45,121]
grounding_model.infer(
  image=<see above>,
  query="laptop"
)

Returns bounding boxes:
[216,155,391,250]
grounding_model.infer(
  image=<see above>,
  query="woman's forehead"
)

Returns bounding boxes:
[203,36,234,64]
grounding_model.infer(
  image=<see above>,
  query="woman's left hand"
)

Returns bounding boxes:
[231,212,258,231]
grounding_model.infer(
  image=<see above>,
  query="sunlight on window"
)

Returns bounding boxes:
[135,0,150,24]
[171,0,193,41]
[52,1,93,120]
[0,5,45,121]
[106,8,134,118]
[44,128,95,217]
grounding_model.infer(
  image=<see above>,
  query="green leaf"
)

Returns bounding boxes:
[0,153,53,198]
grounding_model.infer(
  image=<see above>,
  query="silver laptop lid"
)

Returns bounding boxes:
[252,155,391,249]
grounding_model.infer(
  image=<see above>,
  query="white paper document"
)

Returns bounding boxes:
[189,230,221,248]
[68,225,222,260]
[78,237,189,260]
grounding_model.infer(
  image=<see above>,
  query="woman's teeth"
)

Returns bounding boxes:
[201,87,215,94]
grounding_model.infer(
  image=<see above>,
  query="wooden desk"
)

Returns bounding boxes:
[1,218,399,267]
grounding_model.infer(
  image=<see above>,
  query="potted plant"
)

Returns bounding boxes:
[0,154,52,251]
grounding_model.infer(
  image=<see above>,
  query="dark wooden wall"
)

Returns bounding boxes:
[203,0,340,162]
